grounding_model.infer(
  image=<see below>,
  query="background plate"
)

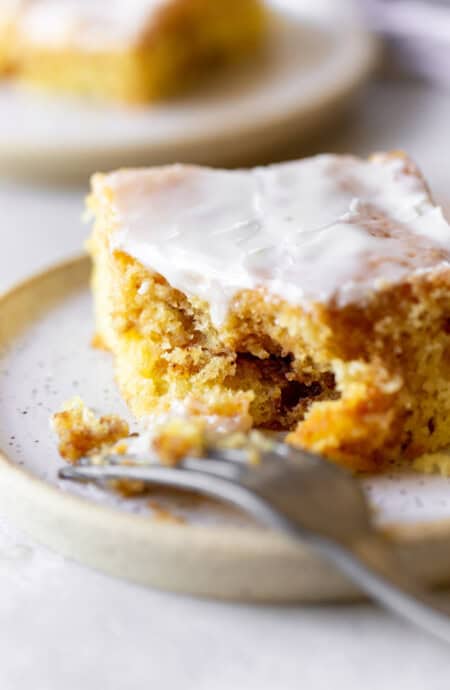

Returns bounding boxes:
[0,0,376,180]
[2,257,450,601]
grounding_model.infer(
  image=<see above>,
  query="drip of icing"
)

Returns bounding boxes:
[18,0,170,50]
[95,154,450,326]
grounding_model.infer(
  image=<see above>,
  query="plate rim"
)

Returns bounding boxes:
[2,255,450,600]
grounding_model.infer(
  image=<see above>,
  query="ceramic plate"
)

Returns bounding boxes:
[2,256,450,602]
[0,0,376,180]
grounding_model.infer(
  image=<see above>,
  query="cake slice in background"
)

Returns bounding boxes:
[7,0,267,103]
[87,152,450,472]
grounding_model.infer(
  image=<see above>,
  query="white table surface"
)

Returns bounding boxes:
[2,80,450,689]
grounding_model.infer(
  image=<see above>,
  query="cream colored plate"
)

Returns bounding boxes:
[2,256,450,602]
[0,0,376,181]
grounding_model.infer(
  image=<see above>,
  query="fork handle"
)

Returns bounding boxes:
[306,531,450,644]
[59,463,450,641]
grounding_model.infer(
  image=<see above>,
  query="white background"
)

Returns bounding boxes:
[2,80,450,688]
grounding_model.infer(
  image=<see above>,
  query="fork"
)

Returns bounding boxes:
[59,440,450,643]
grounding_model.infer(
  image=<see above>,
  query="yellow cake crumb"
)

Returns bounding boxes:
[413,452,450,477]
[148,500,186,524]
[152,417,207,466]
[51,397,129,462]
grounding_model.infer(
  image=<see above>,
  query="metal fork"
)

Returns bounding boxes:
[59,441,450,643]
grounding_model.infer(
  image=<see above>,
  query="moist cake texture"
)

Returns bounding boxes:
[87,152,450,471]
[1,0,266,102]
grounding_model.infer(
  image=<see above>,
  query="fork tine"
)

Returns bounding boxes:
[58,462,211,492]
[206,447,251,463]
[182,456,245,480]
[73,446,250,479]
[58,451,246,485]
[58,462,262,515]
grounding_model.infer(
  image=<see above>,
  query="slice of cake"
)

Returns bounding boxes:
[10,0,266,103]
[87,152,450,472]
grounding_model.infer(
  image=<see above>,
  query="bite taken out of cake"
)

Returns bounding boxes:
[86,151,450,472]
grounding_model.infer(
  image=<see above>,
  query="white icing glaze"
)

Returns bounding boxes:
[17,0,170,50]
[96,154,450,325]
